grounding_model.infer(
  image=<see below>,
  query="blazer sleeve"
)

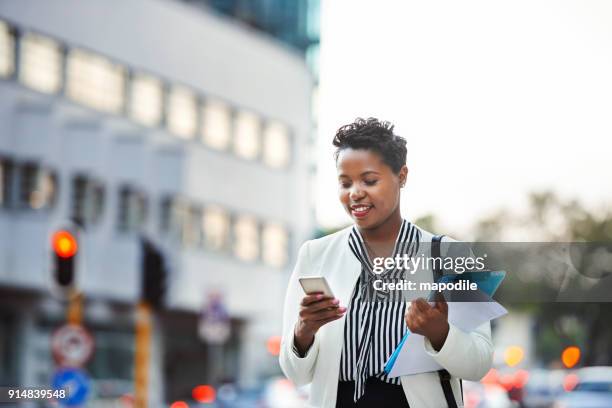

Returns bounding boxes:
[279,240,321,386]
[423,321,493,381]
[422,235,494,381]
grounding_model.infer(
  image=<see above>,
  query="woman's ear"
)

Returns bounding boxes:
[399,165,408,187]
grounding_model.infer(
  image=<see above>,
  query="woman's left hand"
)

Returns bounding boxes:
[405,294,449,351]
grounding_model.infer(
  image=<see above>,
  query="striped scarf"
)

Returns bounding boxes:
[341,219,421,402]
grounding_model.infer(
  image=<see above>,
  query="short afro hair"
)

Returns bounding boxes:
[333,117,407,173]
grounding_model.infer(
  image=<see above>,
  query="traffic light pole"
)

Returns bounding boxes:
[134,239,167,407]
[67,291,83,325]
[134,301,152,408]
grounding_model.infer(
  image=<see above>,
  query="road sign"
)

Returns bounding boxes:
[52,367,91,407]
[199,293,231,345]
[51,324,95,367]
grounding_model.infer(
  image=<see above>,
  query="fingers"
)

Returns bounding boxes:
[433,291,446,304]
[405,307,425,332]
[406,299,426,333]
[297,294,346,338]
[412,298,431,313]
[434,292,448,314]
[308,298,340,314]
[301,304,345,321]
[299,298,339,316]
[300,293,328,306]
[301,307,346,331]
[314,312,345,327]
[299,295,346,321]
[312,307,347,321]
[407,297,441,333]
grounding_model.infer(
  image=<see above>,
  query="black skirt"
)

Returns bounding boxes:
[336,377,410,407]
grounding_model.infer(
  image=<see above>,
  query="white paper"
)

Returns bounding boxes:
[447,290,508,332]
[387,333,442,377]
[386,290,507,378]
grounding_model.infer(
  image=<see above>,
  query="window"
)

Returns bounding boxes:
[87,329,134,381]
[233,111,261,160]
[19,33,62,94]
[203,206,230,251]
[72,176,87,223]
[129,73,163,127]
[0,20,15,78]
[160,196,188,242]
[160,199,203,247]
[66,49,125,113]
[233,215,259,262]
[262,121,291,168]
[262,223,289,267]
[0,158,14,208]
[160,197,173,235]
[166,86,197,139]
[201,99,231,150]
[183,205,203,247]
[71,175,105,227]
[18,164,56,210]
[117,186,147,233]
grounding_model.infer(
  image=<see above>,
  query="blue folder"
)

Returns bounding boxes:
[384,270,506,374]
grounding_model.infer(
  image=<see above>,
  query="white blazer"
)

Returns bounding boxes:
[279,225,493,408]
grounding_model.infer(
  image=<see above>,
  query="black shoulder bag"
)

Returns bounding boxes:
[432,234,462,408]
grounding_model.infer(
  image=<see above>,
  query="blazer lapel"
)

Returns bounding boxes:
[326,229,362,309]
[317,229,363,390]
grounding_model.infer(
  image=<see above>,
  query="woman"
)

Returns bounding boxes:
[279,118,493,407]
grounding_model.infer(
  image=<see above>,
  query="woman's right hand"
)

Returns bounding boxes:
[293,293,347,356]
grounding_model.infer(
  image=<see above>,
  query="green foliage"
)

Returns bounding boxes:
[474,191,612,366]
[413,214,438,234]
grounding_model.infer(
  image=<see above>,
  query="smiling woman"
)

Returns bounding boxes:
[279,117,494,408]
[334,118,407,244]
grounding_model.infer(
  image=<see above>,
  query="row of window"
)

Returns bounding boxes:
[0,20,292,168]
[0,157,289,268]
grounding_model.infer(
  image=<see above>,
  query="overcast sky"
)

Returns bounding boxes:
[315,0,612,235]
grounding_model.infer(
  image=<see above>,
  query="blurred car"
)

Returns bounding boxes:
[552,366,612,408]
[522,369,566,408]
[261,376,308,408]
[463,381,519,408]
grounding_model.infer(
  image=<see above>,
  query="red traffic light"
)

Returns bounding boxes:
[52,230,78,258]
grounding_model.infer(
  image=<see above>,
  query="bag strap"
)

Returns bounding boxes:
[437,370,459,408]
[431,234,444,282]
[432,234,461,408]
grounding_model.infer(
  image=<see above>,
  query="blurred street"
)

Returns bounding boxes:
[0,0,319,406]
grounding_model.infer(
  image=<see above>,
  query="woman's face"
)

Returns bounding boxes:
[336,148,407,230]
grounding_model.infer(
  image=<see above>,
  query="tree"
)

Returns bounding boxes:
[473,191,612,365]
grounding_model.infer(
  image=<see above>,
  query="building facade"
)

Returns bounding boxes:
[0,0,316,405]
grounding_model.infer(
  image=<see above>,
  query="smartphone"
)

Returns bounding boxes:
[299,276,334,297]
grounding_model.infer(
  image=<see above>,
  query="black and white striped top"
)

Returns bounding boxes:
[339,219,421,402]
